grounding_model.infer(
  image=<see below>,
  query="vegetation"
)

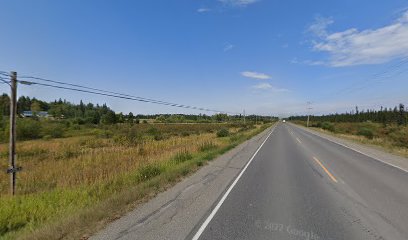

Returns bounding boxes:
[0,94,275,239]
[216,128,230,137]
[289,104,407,126]
[289,104,408,157]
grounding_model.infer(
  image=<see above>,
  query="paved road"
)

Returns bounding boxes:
[193,123,408,240]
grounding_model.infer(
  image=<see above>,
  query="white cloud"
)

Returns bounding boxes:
[197,8,211,13]
[253,82,272,89]
[241,71,271,80]
[218,0,259,7]
[290,58,325,66]
[223,43,235,52]
[252,83,289,92]
[310,10,408,67]
[307,16,333,38]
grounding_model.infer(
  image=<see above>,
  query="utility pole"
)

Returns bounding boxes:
[7,71,20,195]
[243,109,246,124]
[306,101,312,128]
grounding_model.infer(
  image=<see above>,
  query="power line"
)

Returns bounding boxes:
[19,75,190,107]
[19,80,212,112]
[0,76,11,86]
[12,77,239,114]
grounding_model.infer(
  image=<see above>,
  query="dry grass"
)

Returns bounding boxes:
[0,133,217,194]
[293,121,408,158]
[0,123,272,239]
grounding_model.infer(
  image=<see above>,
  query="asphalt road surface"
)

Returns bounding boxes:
[193,123,408,240]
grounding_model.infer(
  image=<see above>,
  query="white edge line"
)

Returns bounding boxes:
[191,127,276,240]
[291,124,408,174]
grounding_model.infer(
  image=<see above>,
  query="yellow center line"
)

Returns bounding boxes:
[296,138,302,143]
[313,157,338,183]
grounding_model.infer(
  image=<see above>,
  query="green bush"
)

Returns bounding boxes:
[16,119,42,140]
[321,122,335,132]
[42,123,65,138]
[357,127,374,139]
[216,128,230,137]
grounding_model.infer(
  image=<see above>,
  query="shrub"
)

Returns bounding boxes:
[16,119,42,140]
[217,128,230,137]
[42,123,65,138]
[357,127,374,139]
[71,118,86,125]
[321,122,335,132]
[147,127,164,141]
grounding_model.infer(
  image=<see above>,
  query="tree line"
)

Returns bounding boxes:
[288,104,407,126]
[0,94,119,124]
[0,93,278,125]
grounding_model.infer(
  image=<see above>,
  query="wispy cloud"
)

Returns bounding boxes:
[307,16,333,38]
[252,83,289,92]
[309,10,408,67]
[252,82,272,89]
[223,43,235,52]
[218,0,259,7]
[197,8,211,13]
[241,71,271,80]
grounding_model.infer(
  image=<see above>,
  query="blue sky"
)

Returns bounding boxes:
[1,0,408,116]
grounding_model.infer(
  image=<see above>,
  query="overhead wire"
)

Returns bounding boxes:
[10,75,240,114]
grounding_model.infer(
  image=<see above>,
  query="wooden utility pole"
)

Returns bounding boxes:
[7,71,19,195]
[306,101,312,128]
[243,110,246,124]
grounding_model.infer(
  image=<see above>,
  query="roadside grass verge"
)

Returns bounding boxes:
[0,123,272,240]
[291,121,408,158]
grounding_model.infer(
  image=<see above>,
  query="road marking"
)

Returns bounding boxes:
[313,157,338,183]
[191,127,276,240]
[290,124,408,174]
[296,138,302,144]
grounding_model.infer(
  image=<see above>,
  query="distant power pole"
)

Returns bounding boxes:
[306,101,313,127]
[7,71,20,195]
[243,109,246,124]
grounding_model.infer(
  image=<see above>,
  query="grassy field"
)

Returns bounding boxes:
[292,121,408,158]
[0,122,272,239]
